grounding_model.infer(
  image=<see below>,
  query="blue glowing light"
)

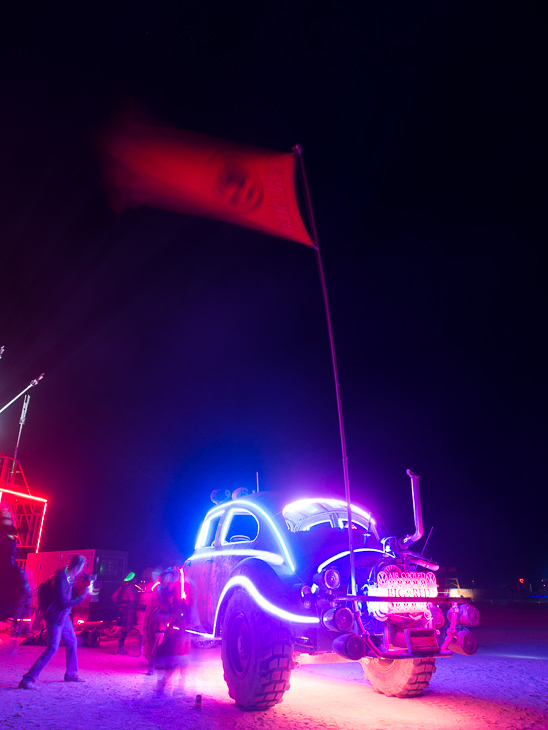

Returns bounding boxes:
[235,500,296,572]
[196,499,295,572]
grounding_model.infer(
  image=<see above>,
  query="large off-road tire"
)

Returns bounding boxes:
[361,656,436,697]
[221,589,294,710]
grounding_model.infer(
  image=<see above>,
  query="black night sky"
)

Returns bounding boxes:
[0,3,545,589]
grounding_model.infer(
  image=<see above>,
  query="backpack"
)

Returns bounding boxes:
[37,575,55,612]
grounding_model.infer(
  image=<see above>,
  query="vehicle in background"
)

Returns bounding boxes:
[26,549,128,641]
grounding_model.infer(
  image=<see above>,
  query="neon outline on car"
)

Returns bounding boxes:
[220,507,260,544]
[184,472,479,710]
[283,497,373,522]
[194,500,296,572]
[195,505,226,548]
[186,574,320,641]
[317,548,385,573]
[235,500,296,572]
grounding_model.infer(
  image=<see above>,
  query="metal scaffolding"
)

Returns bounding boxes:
[0,456,47,568]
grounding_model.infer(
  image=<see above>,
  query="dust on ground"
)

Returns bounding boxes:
[1,600,547,730]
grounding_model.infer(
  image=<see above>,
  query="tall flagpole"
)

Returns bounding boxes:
[293,145,357,597]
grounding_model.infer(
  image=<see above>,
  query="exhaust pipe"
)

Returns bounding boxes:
[399,469,424,548]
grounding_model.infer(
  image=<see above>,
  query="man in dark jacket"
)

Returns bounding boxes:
[18,554,92,689]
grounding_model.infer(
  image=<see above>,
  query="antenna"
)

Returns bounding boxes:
[14,395,31,463]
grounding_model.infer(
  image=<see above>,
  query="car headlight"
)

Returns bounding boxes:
[322,606,354,632]
[314,568,341,591]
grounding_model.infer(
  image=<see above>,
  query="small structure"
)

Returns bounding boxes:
[0,456,47,570]
[26,548,129,623]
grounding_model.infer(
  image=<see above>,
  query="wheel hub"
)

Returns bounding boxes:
[229,610,251,679]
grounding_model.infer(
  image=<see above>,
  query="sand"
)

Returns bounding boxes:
[1,601,547,730]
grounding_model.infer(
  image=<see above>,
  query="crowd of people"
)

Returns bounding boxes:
[1,499,192,691]
[13,558,191,690]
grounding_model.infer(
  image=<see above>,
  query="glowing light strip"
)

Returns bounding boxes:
[186,629,214,638]
[179,566,186,600]
[151,581,160,591]
[0,487,47,502]
[194,499,295,571]
[234,500,296,573]
[189,576,320,640]
[283,498,375,525]
[187,549,284,566]
[219,507,259,544]
[195,505,227,549]
[317,548,385,573]
[35,501,47,553]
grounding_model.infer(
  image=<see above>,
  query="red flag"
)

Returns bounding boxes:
[100,114,314,247]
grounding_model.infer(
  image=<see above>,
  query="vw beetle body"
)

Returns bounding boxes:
[184,481,478,710]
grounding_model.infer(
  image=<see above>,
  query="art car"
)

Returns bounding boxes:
[183,470,480,710]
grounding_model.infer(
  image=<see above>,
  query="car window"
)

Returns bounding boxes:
[222,511,259,543]
[203,515,222,546]
[195,511,224,548]
[306,520,333,532]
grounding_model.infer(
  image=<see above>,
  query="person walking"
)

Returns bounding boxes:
[0,502,31,624]
[18,554,92,689]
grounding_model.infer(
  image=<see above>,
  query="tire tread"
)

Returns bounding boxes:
[222,593,294,710]
[362,656,436,698]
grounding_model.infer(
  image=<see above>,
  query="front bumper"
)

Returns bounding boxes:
[328,594,476,660]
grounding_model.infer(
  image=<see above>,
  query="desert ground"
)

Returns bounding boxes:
[1,601,547,730]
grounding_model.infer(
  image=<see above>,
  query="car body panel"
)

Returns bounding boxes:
[185,491,382,638]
